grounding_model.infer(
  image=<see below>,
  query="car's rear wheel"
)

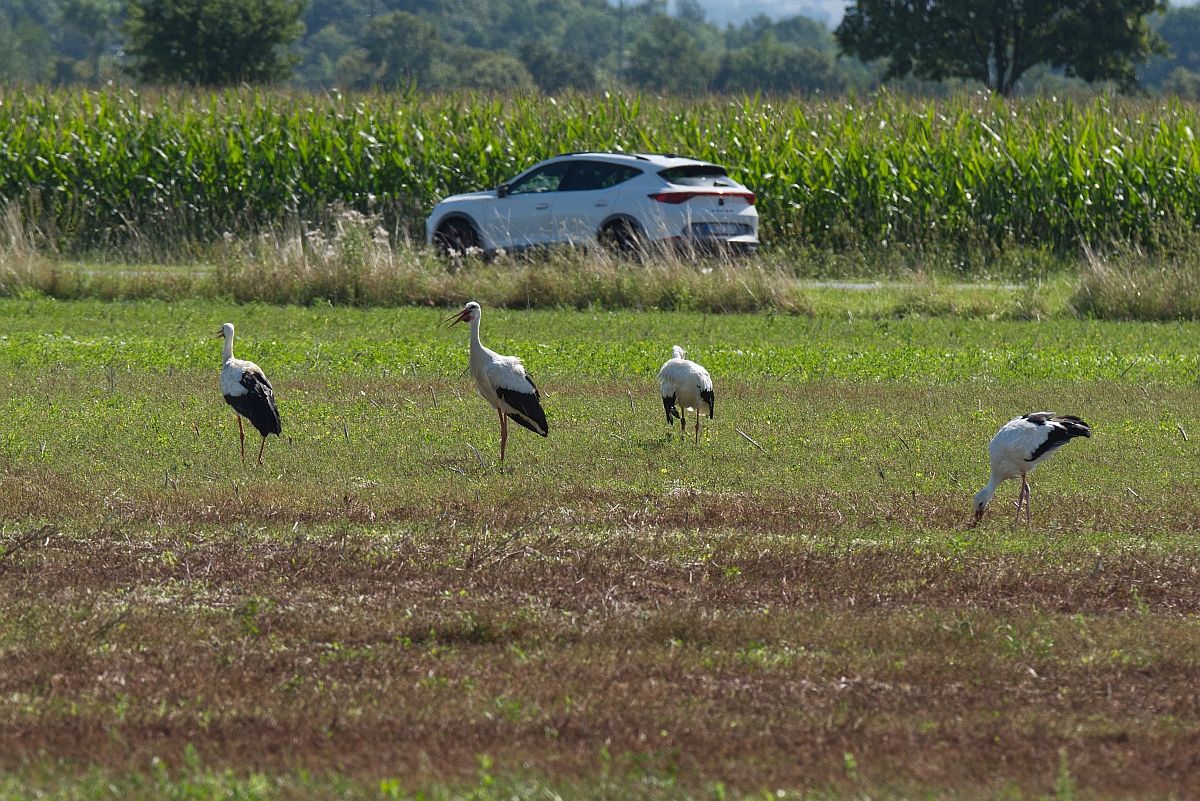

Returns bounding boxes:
[433,218,480,258]
[598,218,643,255]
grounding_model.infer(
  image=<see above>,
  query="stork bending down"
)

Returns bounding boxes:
[974,412,1092,527]
[448,301,548,461]
[217,322,282,465]
[658,346,714,444]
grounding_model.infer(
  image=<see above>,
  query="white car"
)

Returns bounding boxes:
[426,152,759,255]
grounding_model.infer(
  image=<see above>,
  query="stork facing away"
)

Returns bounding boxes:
[447,301,548,461]
[217,322,282,465]
[658,346,714,444]
[974,412,1091,527]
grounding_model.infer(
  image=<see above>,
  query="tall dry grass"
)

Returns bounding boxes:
[0,204,816,313]
[890,270,1053,320]
[1071,234,1200,320]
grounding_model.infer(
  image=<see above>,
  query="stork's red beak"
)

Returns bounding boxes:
[972,509,984,527]
[213,329,225,338]
[445,307,473,327]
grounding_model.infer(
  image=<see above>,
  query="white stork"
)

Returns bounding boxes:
[974,412,1092,527]
[658,346,714,445]
[447,301,548,461]
[216,322,282,465]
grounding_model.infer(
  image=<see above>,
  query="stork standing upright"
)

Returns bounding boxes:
[216,323,282,465]
[974,412,1092,527]
[447,301,548,461]
[658,346,714,445]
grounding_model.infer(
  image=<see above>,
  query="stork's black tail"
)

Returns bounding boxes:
[700,388,714,419]
[1052,415,1092,439]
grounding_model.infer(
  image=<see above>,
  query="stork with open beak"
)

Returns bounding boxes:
[447,301,548,461]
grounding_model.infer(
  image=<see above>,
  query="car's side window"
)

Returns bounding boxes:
[563,162,643,192]
[507,162,572,195]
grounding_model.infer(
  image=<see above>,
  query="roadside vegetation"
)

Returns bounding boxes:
[8,198,1200,321]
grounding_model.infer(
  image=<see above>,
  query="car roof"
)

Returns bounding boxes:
[550,152,716,169]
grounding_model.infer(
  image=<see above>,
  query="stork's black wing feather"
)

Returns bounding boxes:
[496,385,548,436]
[1026,414,1091,462]
[662,394,679,424]
[225,371,282,438]
[700,388,715,419]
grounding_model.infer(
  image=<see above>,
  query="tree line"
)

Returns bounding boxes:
[1,0,1198,96]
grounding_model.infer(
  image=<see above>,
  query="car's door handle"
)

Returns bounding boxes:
[536,203,550,210]
[594,202,608,207]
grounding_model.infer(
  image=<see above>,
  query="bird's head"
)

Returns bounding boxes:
[214,322,234,340]
[672,345,686,360]
[971,488,992,527]
[446,301,480,327]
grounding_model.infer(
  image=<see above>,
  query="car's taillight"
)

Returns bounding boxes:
[648,190,756,205]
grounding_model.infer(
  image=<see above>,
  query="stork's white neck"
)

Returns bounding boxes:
[468,314,483,357]
[222,333,234,364]
[974,473,1002,511]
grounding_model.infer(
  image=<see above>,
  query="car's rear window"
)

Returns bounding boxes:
[658,165,732,187]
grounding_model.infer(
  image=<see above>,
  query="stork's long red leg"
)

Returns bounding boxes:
[680,409,685,436]
[1013,474,1028,528]
[257,436,267,466]
[1012,477,1022,528]
[237,416,246,464]
[694,409,701,445]
[498,408,508,462]
[1025,476,1032,527]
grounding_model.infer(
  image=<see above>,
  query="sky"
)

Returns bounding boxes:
[689,0,846,27]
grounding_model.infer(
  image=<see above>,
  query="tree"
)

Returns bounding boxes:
[123,0,307,85]
[440,47,533,91]
[836,0,1167,96]
[0,18,44,82]
[1141,7,1200,87]
[60,0,121,81]
[718,32,841,94]
[626,14,717,93]
[294,23,370,88]
[517,40,593,92]
[1163,66,1200,99]
[362,11,442,87]
[725,13,837,53]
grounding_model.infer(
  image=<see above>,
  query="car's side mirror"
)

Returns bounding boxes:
[496,183,510,198]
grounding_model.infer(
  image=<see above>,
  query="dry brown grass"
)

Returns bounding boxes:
[1071,231,1200,321]
[2,523,1199,796]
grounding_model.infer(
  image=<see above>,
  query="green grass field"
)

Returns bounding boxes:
[3,294,1200,799]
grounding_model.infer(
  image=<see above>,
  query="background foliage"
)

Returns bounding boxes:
[122,0,306,85]
[1,0,1197,93]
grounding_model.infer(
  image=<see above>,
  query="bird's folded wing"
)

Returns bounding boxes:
[240,369,275,397]
[1024,424,1072,461]
[496,386,548,436]
[234,370,282,436]
[485,359,536,394]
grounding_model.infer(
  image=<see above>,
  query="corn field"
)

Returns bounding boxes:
[2,86,1200,255]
